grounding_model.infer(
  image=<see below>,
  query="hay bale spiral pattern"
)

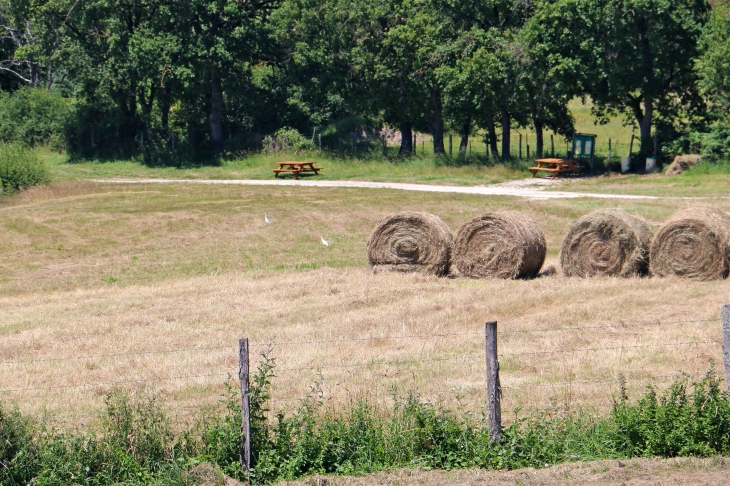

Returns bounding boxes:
[559,209,652,278]
[649,206,730,280]
[453,211,546,279]
[367,211,453,276]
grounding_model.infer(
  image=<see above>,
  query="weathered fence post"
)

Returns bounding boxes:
[238,339,251,485]
[722,305,730,397]
[485,321,501,442]
[381,135,386,156]
[413,133,417,153]
[319,134,322,154]
[519,133,522,159]
[608,138,612,166]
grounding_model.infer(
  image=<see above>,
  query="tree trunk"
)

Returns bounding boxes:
[430,88,445,154]
[500,107,511,160]
[486,110,498,158]
[210,65,225,155]
[399,120,413,155]
[161,83,171,134]
[534,120,544,159]
[45,63,53,90]
[631,95,653,172]
[458,118,470,155]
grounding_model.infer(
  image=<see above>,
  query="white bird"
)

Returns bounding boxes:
[320,236,329,246]
[264,214,270,224]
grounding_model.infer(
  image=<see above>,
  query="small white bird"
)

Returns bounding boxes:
[264,214,270,224]
[320,236,329,246]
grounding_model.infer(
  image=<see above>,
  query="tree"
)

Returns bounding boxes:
[538,0,709,170]
[697,2,730,117]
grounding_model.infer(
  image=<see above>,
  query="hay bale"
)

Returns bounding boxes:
[453,211,546,279]
[649,206,730,280]
[665,154,701,176]
[367,211,453,276]
[560,209,652,277]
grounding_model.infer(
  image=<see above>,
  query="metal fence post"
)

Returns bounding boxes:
[239,338,251,485]
[485,321,501,442]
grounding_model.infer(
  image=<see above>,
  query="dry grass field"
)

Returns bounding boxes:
[1,180,729,428]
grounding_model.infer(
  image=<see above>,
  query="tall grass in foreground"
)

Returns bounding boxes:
[2,358,729,485]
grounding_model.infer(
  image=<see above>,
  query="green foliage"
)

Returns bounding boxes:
[1,367,729,485]
[0,88,72,150]
[201,358,730,485]
[262,127,315,153]
[0,143,50,192]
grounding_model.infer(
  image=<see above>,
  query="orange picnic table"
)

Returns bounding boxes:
[271,161,324,179]
[528,158,582,179]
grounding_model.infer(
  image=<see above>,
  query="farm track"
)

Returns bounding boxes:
[94,177,661,200]
[268,456,730,486]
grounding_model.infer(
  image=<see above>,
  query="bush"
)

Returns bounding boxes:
[262,127,314,153]
[0,87,72,150]
[0,144,50,192]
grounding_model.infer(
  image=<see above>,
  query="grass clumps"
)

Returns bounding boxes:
[0,144,50,193]
[2,357,730,485]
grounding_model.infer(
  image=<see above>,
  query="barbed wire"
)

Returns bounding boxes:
[0,316,720,367]
[500,339,721,357]
[502,372,710,390]
[0,371,230,393]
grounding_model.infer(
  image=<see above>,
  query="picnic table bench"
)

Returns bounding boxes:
[271,161,323,179]
[528,158,582,180]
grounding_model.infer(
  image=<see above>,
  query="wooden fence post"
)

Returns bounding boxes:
[381,135,386,156]
[519,134,522,159]
[319,134,322,154]
[722,305,730,397]
[239,338,251,485]
[485,321,501,442]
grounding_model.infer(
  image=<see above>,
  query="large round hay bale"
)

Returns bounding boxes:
[367,212,453,276]
[453,211,546,279]
[559,209,652,277]
[649,206,730,280]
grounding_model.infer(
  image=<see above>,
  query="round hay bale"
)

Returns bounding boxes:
[367,211,453,276]
[649,206,730,280]
[453,211,546,279]
[559,209,652,278]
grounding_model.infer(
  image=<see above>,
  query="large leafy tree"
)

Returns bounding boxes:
[537,0,709,169]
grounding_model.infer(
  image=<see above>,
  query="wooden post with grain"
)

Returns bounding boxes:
[485,321,501,442]
[550,134,554,157]
[238,338,252,485]
[722,304,730,397]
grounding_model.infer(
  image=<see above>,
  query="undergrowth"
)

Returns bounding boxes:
[1,355,729,485]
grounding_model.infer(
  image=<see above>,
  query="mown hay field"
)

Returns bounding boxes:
[1,181,729,427]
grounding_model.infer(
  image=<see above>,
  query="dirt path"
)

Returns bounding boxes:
[95,178,657,200]
[263,457,730,486]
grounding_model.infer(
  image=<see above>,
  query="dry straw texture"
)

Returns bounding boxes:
[453,211,546,279]
[649,206,730,280]
[366,211,453,276]
[560,209,652,278]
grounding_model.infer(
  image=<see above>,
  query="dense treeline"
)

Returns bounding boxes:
[3,0,730,167]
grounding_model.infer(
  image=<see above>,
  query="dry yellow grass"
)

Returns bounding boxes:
[270,456,730,486]
[1,181,729,428]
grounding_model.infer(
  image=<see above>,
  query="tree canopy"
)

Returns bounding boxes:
[1,0,726,166]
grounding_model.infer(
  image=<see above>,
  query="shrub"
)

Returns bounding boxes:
[0,144,50,193]
[0,87,72,150]
[262,127,314,153]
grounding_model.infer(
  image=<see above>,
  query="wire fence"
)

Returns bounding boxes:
[1,314,727,428]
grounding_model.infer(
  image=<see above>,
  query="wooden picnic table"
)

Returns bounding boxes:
[271,161,323,179]
[528,158,582,180]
